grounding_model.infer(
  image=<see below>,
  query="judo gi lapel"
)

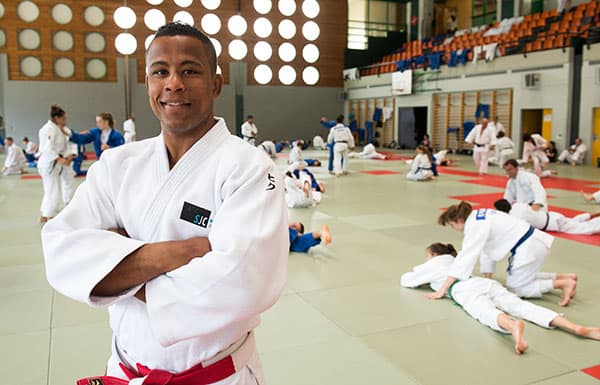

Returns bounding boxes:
[140,118,231,241]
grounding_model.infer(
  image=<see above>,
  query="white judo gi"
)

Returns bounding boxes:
[465,124,496,174]
[504,169,547,209]
[284,175,318,208]
[348,143,386,160]
[449,208,555,299]
[401,254,559,333]
[42,118,288,384]
[241,121,258,145]
[288,145,305,165]
[123,118,136,144]
[433,149,448,165]
[327,123,354,176]
[489,136,515,166]
[38,121,76,218]
[3,143,27,175]
[312,135,327,150]
[521,134,549,176]
[558,142,587,164]
[406,153,433,181]
[258,140,276,158]
[509,202,600,235]
[588,190,600,203]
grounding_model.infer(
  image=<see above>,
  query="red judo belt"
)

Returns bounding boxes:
[77,332,255,385]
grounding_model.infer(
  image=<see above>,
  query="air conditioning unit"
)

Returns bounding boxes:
[524,73,541,88]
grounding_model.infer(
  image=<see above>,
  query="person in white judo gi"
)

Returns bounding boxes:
[312,135,327,150]
[42,23,288,385]
[502,159,548,212]
[284,171,320,208]
[488,131,515,167]
[520,133,553,177]
[327,115,355,176]
[37,104,76,223]
[557,137,587,165]
[582,190,600,203]
[348,143,388,160]
[465,117,496,175]
[241,115,258,145]
[430,201,577,306]
[258,140,277,158]
[123,114,136,143]
[402,242,600,355]
[494,199,600,235]
[2,137,27,175]
[406,145,434,181]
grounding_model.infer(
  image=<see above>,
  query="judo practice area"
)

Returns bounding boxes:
[1,146,599,385]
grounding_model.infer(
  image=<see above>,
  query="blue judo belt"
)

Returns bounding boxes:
[507,225,535,275]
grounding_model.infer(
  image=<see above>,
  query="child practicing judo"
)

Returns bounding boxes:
[401,242,600,355]
[288,222,332,253]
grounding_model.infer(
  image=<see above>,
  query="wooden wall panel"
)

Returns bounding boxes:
[1,0,346,87]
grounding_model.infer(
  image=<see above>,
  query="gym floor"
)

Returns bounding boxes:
[1,146,599,385]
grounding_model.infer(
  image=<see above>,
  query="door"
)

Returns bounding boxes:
[593,108,600,166]
[542,108,552,141]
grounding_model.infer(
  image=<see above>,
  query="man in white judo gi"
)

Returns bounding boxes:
[402,242,600,355]
[327,115,354,176]
[2,137,27,175]
[123,114,136,143]
[557,137,587,165]
[465,117,496,175]
[241,115,258,145]
[42,22,288,385]
[494,199,600,235]
[503,159,547,211]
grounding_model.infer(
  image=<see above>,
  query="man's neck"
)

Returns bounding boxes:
[163,119,217,169]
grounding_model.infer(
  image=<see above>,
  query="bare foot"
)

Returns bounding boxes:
[581,191,594,202]
[558,279,577,306]
[320,225,332,245]
[575,326,600,340]
[38,216,49,223]
[512,320,528,355]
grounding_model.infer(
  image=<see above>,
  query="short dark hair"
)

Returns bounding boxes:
[494,199,512,213]
[5,136,13,142]
[149,22,217,76]
[23,137,29,142]
[336,114,344,123]
[503,159,519,168]
[299,222,305,234]
[247,115,254,119]
[50,104,65,119]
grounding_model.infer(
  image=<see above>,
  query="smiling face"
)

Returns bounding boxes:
[145,34,222,137]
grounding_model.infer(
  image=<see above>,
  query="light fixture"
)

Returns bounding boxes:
[18,29,40,50]
[302,21,320,41]
[228,15,247,37]
[115,32,137,55]
[51,3,73,25]
[144,34,155,50]
[174,0,193,6]
[278,65,296,85]
[254,41,272,61]
[173,10,194,26]
[20,56,42,77]
[302,66,319,85]
[114,6,136,29]
[278,0,296,16]
[228,39,247,60]
[17,1,40,22]
[86,58,107,79]
[146,0,164,4]
[53,31,74,51]
[254,0,272,14]
[201,0,221,10]
[144,9,166,31]
[253,17,272,38]
[301,0,320,18]
[201,13,221,35]
[254,65,272,84]
[86,32,106,52]
[0,3,4,19]
[302,43,319,63]
[278,42,296,62]
[84,6,104,26]
[278,19,296,39]
[55,57,75,78]
[210,38,222,57]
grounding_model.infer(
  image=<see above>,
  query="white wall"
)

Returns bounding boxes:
[345,47,575,153]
